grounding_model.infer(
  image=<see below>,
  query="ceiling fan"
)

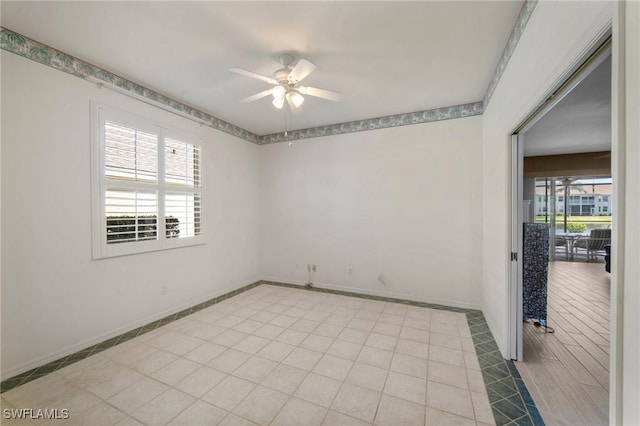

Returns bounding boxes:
[231,54,342,110]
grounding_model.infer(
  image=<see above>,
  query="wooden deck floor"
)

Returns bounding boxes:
[516,261,610,426]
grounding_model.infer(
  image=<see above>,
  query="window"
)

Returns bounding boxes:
[92,104,203,258]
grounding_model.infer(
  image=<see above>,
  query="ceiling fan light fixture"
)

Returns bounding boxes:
[272,85,286,99]
[287,91,304,108]
[272,96,285,109]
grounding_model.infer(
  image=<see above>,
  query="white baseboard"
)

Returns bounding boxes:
[1,278,259,381]
[260,276,482,311]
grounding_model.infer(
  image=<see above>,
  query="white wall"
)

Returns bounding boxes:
[261,117,483,309]
[0,52,262,378]
[481,0,612,356]
[617,2,640,423]
[483,1,640,423]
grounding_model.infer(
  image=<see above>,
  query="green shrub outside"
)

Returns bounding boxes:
[107,215,179,243]
[566,222,588,233]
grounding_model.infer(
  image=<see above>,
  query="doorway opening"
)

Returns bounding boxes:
[511,41,612,425]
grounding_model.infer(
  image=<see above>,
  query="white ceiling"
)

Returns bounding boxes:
[1,1,523,136]
[523,55,612,157]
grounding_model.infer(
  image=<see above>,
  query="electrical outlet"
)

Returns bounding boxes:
[348,268,353,276]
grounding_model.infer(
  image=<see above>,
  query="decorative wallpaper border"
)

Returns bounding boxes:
[1,1,536,145]
[259,0,538,144]
[0,27,260,144]
[484,0,538,106]
[259,102,484,144]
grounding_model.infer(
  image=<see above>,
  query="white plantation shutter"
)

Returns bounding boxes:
[105,122,158,182]
[165,192,202,238]
[164,138,202,239]
[105,189,158,243]
[165,138,200,187]
[92,104,203,258]
[103,120,160,245]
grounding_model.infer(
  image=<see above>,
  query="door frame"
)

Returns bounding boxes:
[508,134,524,361]
[508,38,612,362]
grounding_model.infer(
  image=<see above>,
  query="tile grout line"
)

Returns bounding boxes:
[0,279,544,426]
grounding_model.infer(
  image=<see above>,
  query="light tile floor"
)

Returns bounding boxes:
[1,285,496,425]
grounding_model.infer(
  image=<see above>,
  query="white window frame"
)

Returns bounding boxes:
[91,102,204,259]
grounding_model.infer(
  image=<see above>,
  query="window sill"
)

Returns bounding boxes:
[92,236,205,259]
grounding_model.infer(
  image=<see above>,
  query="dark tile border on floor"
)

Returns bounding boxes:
[466,310,544,426]
[0,279,544,425]
[0,281,263,393]
[263,281,544,426]
[260,280,476,314]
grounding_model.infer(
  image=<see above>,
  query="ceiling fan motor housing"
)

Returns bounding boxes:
[274,69,292,86]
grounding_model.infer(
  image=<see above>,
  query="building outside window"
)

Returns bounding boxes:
[534,177,612,232]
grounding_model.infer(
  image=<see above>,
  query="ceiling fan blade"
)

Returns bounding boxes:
[288,59,316,84]
[298,86,342,102]
[241,89,273,103]
[230,67,277,85]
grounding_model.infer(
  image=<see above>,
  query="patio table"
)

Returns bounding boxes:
[556,232,588,260]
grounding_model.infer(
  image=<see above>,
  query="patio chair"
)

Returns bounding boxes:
[554,236,569,259]
[574,228,611,262]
